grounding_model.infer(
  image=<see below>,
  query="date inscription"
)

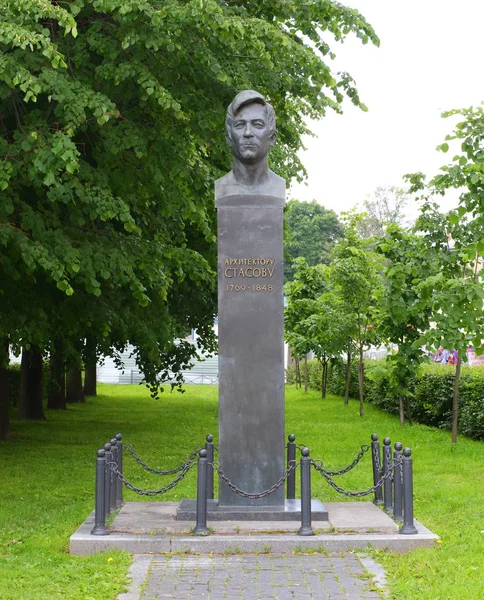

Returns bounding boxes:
[222,257,277,292]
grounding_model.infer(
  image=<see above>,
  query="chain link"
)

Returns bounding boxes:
[211,460,297,499]
[372,444,381,471]
[311,456,402,498]
[124,443,201,476]
[311,445,370,477]
[107,459,196,496]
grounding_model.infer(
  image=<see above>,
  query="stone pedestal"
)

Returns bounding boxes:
[216,194,285,507]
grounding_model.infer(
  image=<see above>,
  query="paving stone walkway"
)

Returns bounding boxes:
[122,553,386,600]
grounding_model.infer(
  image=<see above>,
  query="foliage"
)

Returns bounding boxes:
[0,0,379,407]
[373,225,439,423]
[286,356,359,397]
[405,106,484,442]
[357,185,411,239]
[284,257,350,396]
[284,200,344,281]
[329,211,382,412]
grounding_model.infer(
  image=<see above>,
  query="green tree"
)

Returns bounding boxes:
[0,0,378,438]
[374,225,437,426]
[285,258,348,398]
[406,104,484,442]
[330,212,381,414]
[284,200,344,281]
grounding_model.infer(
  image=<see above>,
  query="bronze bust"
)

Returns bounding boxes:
[215,90,285,200]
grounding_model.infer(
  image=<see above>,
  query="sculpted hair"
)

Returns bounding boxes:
[225,90,276,141]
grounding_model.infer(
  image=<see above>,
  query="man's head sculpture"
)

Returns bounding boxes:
[225,90,276,165]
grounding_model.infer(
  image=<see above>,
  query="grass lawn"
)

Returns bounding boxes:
[1,383,484,599]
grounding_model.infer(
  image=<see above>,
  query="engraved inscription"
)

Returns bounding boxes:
[222,257,276,291]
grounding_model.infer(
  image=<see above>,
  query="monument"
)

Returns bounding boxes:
[177,90,327,520]
[216,90,286,508]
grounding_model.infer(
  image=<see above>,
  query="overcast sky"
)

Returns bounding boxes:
[289,0,484,219]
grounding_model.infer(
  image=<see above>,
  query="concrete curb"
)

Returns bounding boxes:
[70,504,439,556]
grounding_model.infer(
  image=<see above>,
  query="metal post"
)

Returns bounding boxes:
[286,434,296,500]
[115,433,124,507]
[400,448,418,535]
[91,449,109,535]
[109,438,118,512]
[193,449,210,535]
[298,448,314,536]
[205,434,214,500]
[371,433,384,505]
[393,442,403,521]
[103,442,112,516]
[383,437,393,516]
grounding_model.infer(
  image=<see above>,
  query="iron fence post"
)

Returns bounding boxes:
[287,434,296,500]
[103,442,112,516]
[194,449,210,535]
[383,437,393,516]
[110,438,118,512]
[115,433,124,507]
[400,448,418,535]
[205,434,214,500]
[298,448,314,536]
[371,433,384,505]
[91,449,109,535]
[393,442,403,521]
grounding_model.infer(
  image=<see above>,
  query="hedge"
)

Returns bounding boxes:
[286,358,484,441]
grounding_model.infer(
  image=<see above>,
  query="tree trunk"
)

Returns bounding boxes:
[321,359,328,399]
[66,367,85,403]
[452,357,462,444]
[83,338,97,396]
[404,397,413,426]
[303,355,308,393]
[344,349,351,406]
[294,355,301,389]
[358,346,364,417]
[399,396,405,426]
[19,346,45,420]
[0,339,10,440]
[48,339,66,410]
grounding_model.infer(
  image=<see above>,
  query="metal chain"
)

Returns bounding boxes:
[311,445,370,477]
[107,459,196,496]
[124,443,201,476]
[372,444,381,471]
[211,460,297,499]
[311,456,402,498]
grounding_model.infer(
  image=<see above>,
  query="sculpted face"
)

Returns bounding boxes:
[228,102,275,165]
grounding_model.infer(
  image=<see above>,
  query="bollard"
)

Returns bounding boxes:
[286,434,296,500]
[400,448,418,535]
[298,448,314,536]
[193,449,210,535]
[383,437,393,516]
[103,442,112,516]
[205,434,214,500]
[393,442,403,521]
[371,434,384,505]
[91,449,109,535]
[115,433,124,507]
[110,438,118,512]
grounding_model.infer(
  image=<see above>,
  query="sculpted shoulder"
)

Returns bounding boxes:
[215,169,285,200]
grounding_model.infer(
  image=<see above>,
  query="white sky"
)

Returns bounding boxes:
[289,0,484,220]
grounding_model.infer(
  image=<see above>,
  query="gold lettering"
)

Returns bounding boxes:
[245,268,253,277]
[225,259,230,265]
[268,268,274,277]
[225,268,233,278]
[253,268,261,277]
